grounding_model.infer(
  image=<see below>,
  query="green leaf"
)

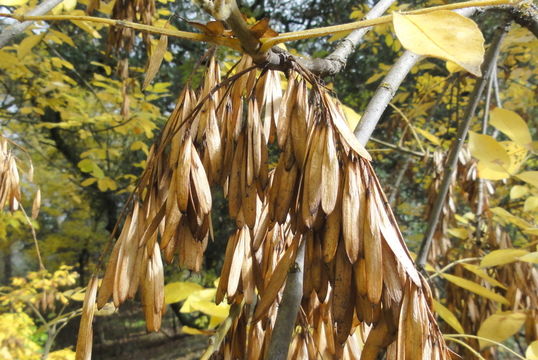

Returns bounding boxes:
[476,311,526,349]
[164,281,204,304]
[432,300,464,334]
[393,10,484,76]
[414,127,441,146]
[480,249,529,268]
[441,273,509,305]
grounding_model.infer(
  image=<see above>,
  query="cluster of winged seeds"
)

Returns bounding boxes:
[77,56,453,359]
[0,137,21,212]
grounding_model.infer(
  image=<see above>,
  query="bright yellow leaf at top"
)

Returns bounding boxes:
[0,0,28,5]
[477,311,526,349]
[393,10,484,76]
[490,108,532,148]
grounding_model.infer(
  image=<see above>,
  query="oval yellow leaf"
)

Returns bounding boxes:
[517,171,538,188]
[524,196,538,212]
[477,311,526,349]
[460,263,506,289]
[432,299,465,334]
[0,0,29,5]
[490,108,532,147]
[480,248,529,268]
[518,251,538,264]
[510,185,528,200]
[393,10,484,76]
[441,273,509,305]
[526,340,538,360]
[189,299,229,318]
[469,131,511,180]
[164,281,204,304]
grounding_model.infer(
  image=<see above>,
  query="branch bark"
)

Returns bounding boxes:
[266,239,306,360]
[0,0,63,48]
[415,20,511,269]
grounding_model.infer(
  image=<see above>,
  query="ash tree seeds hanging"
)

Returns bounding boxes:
[79,55,451,360]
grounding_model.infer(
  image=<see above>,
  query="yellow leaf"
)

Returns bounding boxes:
[527,340,538,360]
[342,104,361,130]
[501,141,527,175]
[97,177,117,191]
[393,10,484,76]
[517,171,538,188]
[90,61,112,75]
[189,300,229,318]
[480,248,529,267]
[441,273,509,305]
[80,178,97,187]
[510,185,528,199]
[477,311,526,349]
[71,20,101,38]
[446,61,464,73]
[460,263,506,289]
[414,127,441,146]
[518,251,538,264]
[489,108,532,147]
[164,281,204,304]
[143,33,168,90]
[180,288,217,313]
[524,196,538,212]
[17,34,45,58]
[63,0,77,11]
[0,0,28,5]
[432,300,464,334]
[447,227,468,240]
[469,131,511,180]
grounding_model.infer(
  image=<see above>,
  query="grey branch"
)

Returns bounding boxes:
[353,50,423,144]
[415,20,511,269]
[266,239,306,360]
[0,0,63,48]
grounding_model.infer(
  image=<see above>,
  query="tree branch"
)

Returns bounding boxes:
[266,239,306,360]
[507,0,538,38]
[0,0,63,48]
[415,19,510,269]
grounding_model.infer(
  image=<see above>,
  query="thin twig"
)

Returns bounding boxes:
[20,206,45,270]
[199,302,243,360]
[416,20,511,269]
[475,75,494,244]
[370,136,426,157]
